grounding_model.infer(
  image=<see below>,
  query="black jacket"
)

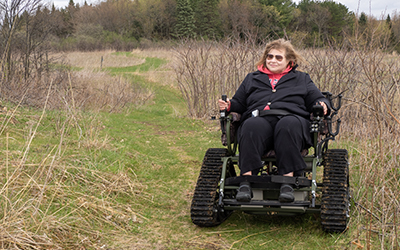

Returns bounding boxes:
[230,67,330,120]
[229,67,330,146]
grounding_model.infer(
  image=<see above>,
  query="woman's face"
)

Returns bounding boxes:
[265,48,289,74]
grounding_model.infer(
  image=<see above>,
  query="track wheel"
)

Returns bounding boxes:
[321,149,350,233]
[190,148,234,227]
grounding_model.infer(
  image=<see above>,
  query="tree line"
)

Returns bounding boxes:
[1,0,400,83]
[2,0,400,51]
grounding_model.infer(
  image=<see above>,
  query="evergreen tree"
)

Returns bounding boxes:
[61,0,77,36]
[251,2,282,40]
[258,0,294,28]
[359,12,367,27]
[386,14,391,28]
[356,12,369,43]
[386,14,397,51]
[191,0,222,38]
[175,0,196,38]
[320,1,352,42]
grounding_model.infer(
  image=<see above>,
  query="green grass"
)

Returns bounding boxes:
[0,52,380,249]
[111,52,134,57]
[105,57,167,74]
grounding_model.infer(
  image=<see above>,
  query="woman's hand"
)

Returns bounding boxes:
[319,101,328,115]
[218,98,230,111]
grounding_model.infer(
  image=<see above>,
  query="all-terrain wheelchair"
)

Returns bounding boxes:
[190,92,350,233]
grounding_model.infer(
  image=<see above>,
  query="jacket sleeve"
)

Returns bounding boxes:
[229,74,250,114]
[304,74,331,115]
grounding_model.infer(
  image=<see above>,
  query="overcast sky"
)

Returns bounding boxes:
[46,0,399,19]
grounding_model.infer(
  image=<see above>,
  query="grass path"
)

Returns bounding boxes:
[96,51,358,249]
[99,55,230,248]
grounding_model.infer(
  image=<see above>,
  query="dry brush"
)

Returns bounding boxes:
[173,38,262,118]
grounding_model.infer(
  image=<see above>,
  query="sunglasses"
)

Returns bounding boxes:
[267,54,284,61]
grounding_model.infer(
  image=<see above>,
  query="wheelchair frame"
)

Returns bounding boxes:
[190,92,350,233]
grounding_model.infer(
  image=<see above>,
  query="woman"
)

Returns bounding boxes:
[218,39,330,203]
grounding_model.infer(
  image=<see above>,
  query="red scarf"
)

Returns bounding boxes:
[257,65,292,110]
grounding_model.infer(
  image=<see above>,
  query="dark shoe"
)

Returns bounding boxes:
[279,184,295,203]
[236,181,253,202]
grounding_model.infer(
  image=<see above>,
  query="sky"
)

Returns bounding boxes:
[292,0,400,18]
[46,0,399,19]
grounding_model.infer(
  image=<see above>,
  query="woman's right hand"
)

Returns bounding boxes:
[218,98,230,111]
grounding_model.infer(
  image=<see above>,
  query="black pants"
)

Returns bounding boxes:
[238,115,309,176]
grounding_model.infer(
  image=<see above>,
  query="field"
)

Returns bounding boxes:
[0,48,399,249]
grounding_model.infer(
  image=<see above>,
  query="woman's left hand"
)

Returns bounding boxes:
[319,101,328,115]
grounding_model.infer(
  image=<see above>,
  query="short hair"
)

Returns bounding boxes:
[256,39,304,69]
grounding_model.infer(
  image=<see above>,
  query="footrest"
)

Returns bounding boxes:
[225,175,311,188]
[223,199,310,207]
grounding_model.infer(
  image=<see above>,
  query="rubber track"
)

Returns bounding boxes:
[191,148,231,227]
[321,149,350,233]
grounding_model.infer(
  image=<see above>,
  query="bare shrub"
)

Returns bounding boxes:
[173,38,261,118]
[301,44,400,248]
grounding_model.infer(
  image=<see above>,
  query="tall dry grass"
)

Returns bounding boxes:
[174,39,400,248]
[0,97,149,249]
[0,51,153,248]
[2,52,152,113]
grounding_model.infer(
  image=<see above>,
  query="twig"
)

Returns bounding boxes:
[351,239,364,249]
[378,89,400,126]
[259,239,273,246]
[355,202,381,222]
[3,132,9,223]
